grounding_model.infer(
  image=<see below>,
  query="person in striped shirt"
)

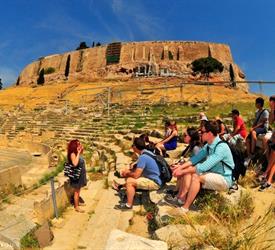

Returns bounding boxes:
[170,120,234,213]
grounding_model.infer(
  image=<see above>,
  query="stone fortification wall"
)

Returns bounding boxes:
[17,41,246,88]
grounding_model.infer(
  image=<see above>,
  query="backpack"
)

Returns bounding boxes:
[212,141,246,182]
[142,152,172,186]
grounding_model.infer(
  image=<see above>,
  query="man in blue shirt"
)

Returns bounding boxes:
[115,137,162,210]
[171,120,234,213]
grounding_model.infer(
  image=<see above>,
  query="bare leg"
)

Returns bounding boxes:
[246,137,251,156]
[267,151,275,184]
[126,177,137,206]
[74,188,82,211]
[251,130,257,155]
[183,174,204,209]
[155,143,166,156]
[178,173,192,202]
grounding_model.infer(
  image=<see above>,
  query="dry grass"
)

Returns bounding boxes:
[0,80,260,111]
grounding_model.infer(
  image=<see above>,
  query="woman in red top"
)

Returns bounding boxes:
[231,109,247,139]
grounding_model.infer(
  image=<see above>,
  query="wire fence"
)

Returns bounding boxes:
[72,80,274,116]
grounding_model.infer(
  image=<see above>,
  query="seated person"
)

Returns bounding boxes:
[167,121,234,213]
[223,109,247,144]
[166,127,202,203]
[259,95,275,191]
[215,116,228,138]
[245,97,269,165]
[155,120,178,156]
[115,137,162,210]
[199,112,208,129]
[181,127,202,158]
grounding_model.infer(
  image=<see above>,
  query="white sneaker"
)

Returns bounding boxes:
[178,207,189,214]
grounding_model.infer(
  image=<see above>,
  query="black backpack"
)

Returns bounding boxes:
[212,141,246,182]
[142,152,172,186]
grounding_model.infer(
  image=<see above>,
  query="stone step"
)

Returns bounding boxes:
[44,180,104,250]
[76,188,133,250]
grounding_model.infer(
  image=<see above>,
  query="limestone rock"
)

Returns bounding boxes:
[105,229,168,250]
[155,224,206,249]
[18,41,248,91]
[0,241,13,250]
[34,222,54,248]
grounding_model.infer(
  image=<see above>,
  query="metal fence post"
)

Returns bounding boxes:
[107,87,111,118]
[50,178,59,219]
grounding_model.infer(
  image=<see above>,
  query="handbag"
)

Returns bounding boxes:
[64,162,81,181]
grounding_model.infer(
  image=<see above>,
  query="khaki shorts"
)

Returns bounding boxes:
[136,177,160,190]
[202,173,228,191]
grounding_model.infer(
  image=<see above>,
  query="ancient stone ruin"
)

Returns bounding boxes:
[18,41,246,88]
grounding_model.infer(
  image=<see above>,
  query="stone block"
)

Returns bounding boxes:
[105,229,167,250]
[155,224,206,249]
[34,222,54,248]
[0,216,36,250]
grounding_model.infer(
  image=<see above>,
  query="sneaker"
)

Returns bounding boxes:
[177,207,189,214]
[259,182,272,191]
[114,203,132,210]
[164,195,184,207]
[165,189,178,197]
[258,175,267,184]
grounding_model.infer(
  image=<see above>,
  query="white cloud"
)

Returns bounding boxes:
[0,67,18,87]
[110,0,163,40]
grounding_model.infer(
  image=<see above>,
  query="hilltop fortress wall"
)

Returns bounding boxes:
[18,41,246,89]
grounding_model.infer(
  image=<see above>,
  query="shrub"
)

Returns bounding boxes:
[168,51,173,60]
[44,67,55,74]
[76,41,89,50]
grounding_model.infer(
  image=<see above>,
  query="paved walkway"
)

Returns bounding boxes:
[0,147,32,170]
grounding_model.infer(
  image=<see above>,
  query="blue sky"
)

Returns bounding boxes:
[0,0,274,94]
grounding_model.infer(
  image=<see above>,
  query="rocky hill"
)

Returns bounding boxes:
[17,41,247,90]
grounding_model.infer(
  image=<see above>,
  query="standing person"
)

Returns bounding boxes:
[67,139,87,213]
[259,96,275,191]
[155,120,178,156]
[245,97,269,165]
[167,121,234,213]
[115,137,162,210]
[223,109,247,144]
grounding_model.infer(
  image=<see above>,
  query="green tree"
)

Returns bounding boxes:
[37,68,45,85]
[76,42,89,50]
[16,77,20,86]
[0,78,2,90]
[96,42,101,47]
[65,55,71,79]
[191,57,224,79]
[229,64,236,87]
[161,49,164,60]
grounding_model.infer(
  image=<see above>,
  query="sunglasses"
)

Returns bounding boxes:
[200,130,208,135]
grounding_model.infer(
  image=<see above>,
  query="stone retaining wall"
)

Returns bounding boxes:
[0,166,22,192]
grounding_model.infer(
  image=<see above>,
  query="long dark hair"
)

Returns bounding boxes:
[67,139,79,163]
[181,127,201,157]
